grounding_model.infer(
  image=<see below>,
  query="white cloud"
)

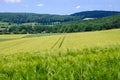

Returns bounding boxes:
[4,0,21,3]
[37,3,44,7]
[76,5,80,9]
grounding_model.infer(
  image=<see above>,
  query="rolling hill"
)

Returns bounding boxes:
[0,29,120,54]
[71,10,120,18]
[0,13,80,24]
[0,10,120,24]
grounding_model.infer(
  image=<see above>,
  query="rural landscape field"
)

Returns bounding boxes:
[0,0,120,80]
[0,29,120,80]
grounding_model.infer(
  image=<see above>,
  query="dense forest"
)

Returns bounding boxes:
[0,11,120,34]
[0,13,81,24]
[71,10,120,18]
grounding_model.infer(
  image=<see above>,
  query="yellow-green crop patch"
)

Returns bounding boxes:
[0,29,120,54]
[0,22,8,25]
[0,34,26,42]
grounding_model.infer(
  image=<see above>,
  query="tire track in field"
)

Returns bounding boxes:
[51,36,66,49]
[51,37,62,49]
[58,36,66,48]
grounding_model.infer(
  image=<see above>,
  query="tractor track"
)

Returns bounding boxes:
[51,36,66,49]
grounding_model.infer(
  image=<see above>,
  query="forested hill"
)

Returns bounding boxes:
[0,13,81,24]
[0,10,120,24]
[71,10,120,18]
[53,14,120,33]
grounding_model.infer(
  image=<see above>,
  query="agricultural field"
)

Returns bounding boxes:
[0,29,120,80]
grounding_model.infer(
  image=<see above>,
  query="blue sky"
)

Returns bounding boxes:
[0,0,120,15]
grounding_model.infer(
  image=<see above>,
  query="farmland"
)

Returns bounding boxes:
[0,29,120,80]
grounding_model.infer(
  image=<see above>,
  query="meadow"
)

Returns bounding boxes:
[0,29,120,80]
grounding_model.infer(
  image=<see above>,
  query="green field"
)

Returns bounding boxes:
[0,29,120,80]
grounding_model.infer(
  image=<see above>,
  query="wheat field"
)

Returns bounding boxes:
[0,29,120,80]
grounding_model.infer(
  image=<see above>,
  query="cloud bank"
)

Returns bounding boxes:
[4,0,21,3]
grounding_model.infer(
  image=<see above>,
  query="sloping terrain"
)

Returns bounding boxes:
[0,29,120,54]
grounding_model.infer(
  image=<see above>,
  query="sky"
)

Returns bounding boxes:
[0,0,120,15]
